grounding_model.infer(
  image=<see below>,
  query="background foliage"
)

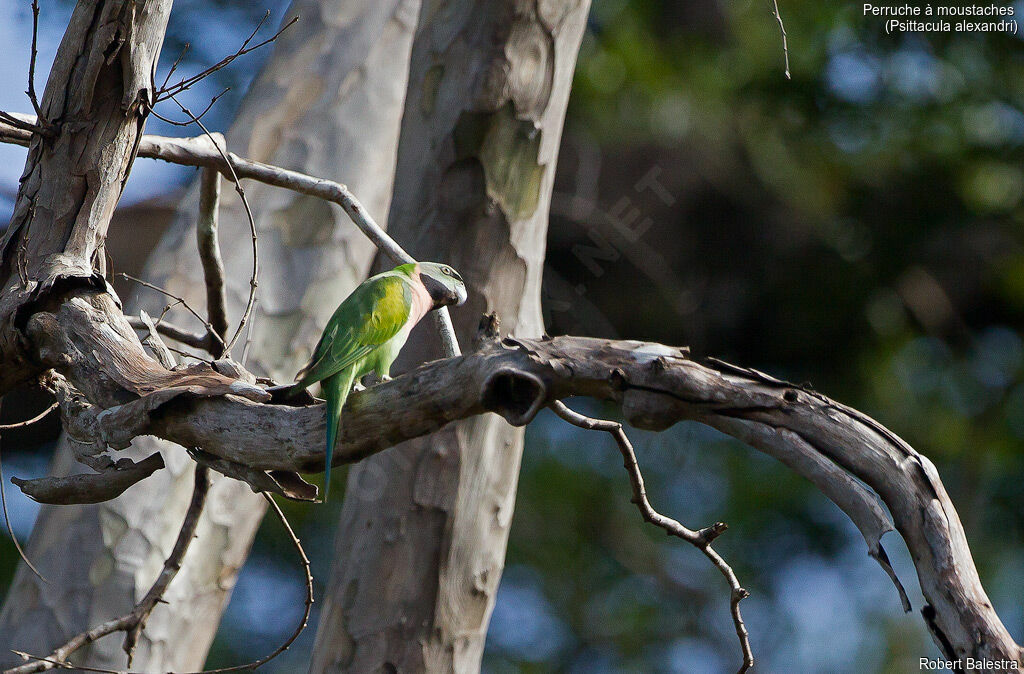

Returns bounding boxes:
[1,1,1022,672]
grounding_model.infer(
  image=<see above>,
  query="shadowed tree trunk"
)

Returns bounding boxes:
[0,0,418,669]
[310,1,591,671]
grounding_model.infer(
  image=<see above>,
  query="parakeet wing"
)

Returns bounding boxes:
[294,273,412,386]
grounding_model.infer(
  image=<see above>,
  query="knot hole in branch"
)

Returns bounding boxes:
[481,367,546,426]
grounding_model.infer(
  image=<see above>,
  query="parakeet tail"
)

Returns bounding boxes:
[321,369,356,502]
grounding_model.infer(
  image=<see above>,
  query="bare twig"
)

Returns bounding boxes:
[196,167,229,349]
[0,401,58,431]
[160,42,191,92]
[27,0,44,121]
[8,653,120,674]
[123,465,209,663]
[148,88,229,127]
[3,466,210,674]
[240,297,258,366]
[154,13,297,102]
[0,398,57,583]
[120,273,226,355]
[0,111,45,136]
[195,492,313,673]
[549,400,754,674]
[771,0,791,80]
[165,344,215,365]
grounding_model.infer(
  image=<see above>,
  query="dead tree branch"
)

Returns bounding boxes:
[26,0,45,123]
[11,453,165,505]
[0,331,1016,666]
[0,12,1014,665]
[550,400,752,673]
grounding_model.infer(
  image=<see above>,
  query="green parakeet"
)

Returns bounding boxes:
[286,261,467,499]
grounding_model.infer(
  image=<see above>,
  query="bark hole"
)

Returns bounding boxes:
[480,367,545,425]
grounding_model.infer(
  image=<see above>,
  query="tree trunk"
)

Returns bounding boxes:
[310,1,590,671]
[0,0,418,669]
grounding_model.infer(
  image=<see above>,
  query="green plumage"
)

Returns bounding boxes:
[288,261,467,501]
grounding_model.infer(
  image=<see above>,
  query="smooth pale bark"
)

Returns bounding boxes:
[310,1,591,672]
[0,0,418,669]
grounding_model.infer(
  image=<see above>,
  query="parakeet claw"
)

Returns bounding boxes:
[380,374,392,382]
[352,382,366,392]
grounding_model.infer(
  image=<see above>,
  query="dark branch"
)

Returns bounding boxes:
[11,453,165,505]
[196,167,229,348]
[166,98,257,355]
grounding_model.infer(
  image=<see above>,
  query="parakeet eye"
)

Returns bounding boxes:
[441,266,453,276]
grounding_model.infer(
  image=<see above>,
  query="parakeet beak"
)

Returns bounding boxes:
[454,284,468,306]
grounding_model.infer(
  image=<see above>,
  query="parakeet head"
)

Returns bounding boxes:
[416,262,468,308]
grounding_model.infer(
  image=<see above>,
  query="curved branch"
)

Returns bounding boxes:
[17,330,1022,667]
[0,114,462,361]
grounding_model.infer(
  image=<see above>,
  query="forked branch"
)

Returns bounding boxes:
[550,400,752,673]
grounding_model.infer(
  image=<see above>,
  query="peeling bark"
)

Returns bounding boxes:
[0,0,419,669]
[310,2,591,671]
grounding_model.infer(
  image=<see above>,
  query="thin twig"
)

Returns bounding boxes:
[240,297,258,367]
[0,111,44,136]
[126,315,212,353]
[165,345,215,365]
[154,13,297,102]
[148,88,229,128]
[196,167,229,349]
[8,653,121,674]
[27,0,45,121]
[0,398,57,583]
[120,273,225,355]
[161,42,191,92]
[123,466,209,663]
[193,492,313,673]
[3,467,210,674]
[166,96,258,356]
[549,401,754,674]
[771,0,791,80]
[0,401,58,431]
